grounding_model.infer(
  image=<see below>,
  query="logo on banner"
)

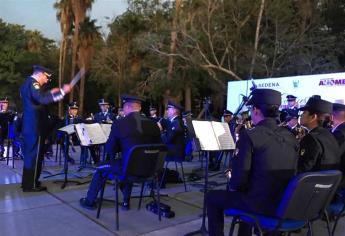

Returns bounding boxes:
[293,80,299,88]
[257,82,280,88]
[319,78,345,86]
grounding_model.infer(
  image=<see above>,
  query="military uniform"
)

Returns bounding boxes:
[20,66,66,191]
[93,99,116,123]
[81,95,161,209]
[297,97,340,173]
[207,89,298,236]
[161,101,185,162]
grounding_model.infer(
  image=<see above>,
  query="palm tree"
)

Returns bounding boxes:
[54,0,73,117]
[77,17,101,114]
[69,0,94,102]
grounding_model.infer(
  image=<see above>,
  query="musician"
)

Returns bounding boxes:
[297,96,340,172]
[206,89,298,236]
[331,103,345,187]
[149,105,160,122]
[283,109,306,140]
[280,94,298,123]
[20,65,71,192]
[116,107,124,119]
[157,101,185,162]
[182,111,193,161]
[59,102,83,164]
[94,99,115,123]
[0,98,10,159]
[79,95,161,210]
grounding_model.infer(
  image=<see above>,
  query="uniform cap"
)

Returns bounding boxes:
[246,89,281,106]
[33,65,53,77]
[0,97,8,103]
[286,95,297,102]
[167,100,184,111]
[98,99,109,105]
[149,106,157,111]
[69,101,78,109]
[223,110,233,116]
[333,103,345,112]
[299,96,332,114]
[121,94,144,105]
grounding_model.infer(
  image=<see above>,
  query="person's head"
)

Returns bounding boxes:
[121,95,143,116]
[331,103,345,127]
[68,102,78,117]
[246,89,281,125]
[98,99,110,113]
[32,65,53,86]
[286,95,297,107]
[149,106,157,117]
[166,101,183,120]
[298,96,332,130]
[223,110,233,123]
[0,98,8,112]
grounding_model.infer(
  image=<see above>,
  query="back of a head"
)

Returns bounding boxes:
[246,89,281,118]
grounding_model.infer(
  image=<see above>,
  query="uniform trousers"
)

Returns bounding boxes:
[22,134,45,189]
[85,159,132,204]
[207,190,254,236]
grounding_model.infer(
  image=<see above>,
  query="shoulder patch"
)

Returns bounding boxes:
[33,82,40,89]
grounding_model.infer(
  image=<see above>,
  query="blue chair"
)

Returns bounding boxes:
[225,170,342,236]
[96,144,167,230]
[327,189,345,235]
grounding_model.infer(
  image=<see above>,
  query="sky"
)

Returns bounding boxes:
[0,0,128,41]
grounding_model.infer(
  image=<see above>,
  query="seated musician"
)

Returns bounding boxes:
[0,98,16,159]
[94,99,116,123]
[79,95,162,210]
[206,89,298,236]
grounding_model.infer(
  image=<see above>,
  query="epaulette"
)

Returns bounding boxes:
[32,82,40,90]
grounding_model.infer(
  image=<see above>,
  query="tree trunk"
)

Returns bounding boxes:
[249,0,265,77]
[184,85,191,111]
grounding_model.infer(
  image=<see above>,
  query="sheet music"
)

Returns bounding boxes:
[192,120,220,151]
[211,121,235,150]
[100,123,112,139]
[75,123,108,146]
[58,124,75,135]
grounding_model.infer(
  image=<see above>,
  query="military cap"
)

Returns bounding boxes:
[286,95,297,102]
[121,94,144,104]
[333,103,345,112]
[286,109,299,119]
[223,110,233,116]
[68,101,78,109]
[98,99,109,105]
[0,97,8,103]
[299,96,332,114]
[33,65,53,77]
[149,105,157,111]
[182,110,192,118]
[167,100,184,111]
[246,89,281,106]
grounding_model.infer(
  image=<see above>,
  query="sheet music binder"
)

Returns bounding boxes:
[74,123,112,146]
[191,120,235,151]
[58,124,76,135]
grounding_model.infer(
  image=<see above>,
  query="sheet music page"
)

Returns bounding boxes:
[82,123,108,145]
[192,120,219,151]
[58,124,75,135]
[75,123,92,146]
[211,121,236,150]
[100,123,112,139]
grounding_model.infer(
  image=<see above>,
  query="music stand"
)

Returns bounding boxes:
[185,120,235,236]
[44,109,82,189]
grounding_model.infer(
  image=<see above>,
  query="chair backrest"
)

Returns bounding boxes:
[276,170,342,221]
[123,144,167,178]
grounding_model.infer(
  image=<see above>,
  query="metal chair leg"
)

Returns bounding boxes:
[138,182,145,210]
[156,177,161,221]
[180,162,187,192]
[115,179,119,230]
[307,221,313,236]
[159,162,169,189]
[96,176,107,218]
[324,211,333,236]
[228,217,237,236]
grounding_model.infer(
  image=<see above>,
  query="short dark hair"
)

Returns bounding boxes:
[254,104,280,118]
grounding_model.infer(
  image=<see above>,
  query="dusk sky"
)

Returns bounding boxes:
[0,0,128,41]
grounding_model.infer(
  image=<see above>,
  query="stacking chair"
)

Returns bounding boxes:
[326,188,345,235]
[96,144,167,230]
[160,158,187,192]
[225,170,342,236]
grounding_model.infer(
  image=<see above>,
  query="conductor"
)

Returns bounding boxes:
[20,65,71,192]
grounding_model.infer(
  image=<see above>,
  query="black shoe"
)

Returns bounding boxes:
[79,198,97,210]
[121,201,130,211]
[23,186,47,192]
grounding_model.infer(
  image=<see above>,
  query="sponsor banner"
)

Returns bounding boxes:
[227,72,345,113]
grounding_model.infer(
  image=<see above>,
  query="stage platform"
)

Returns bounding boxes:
[0,148,344,236]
